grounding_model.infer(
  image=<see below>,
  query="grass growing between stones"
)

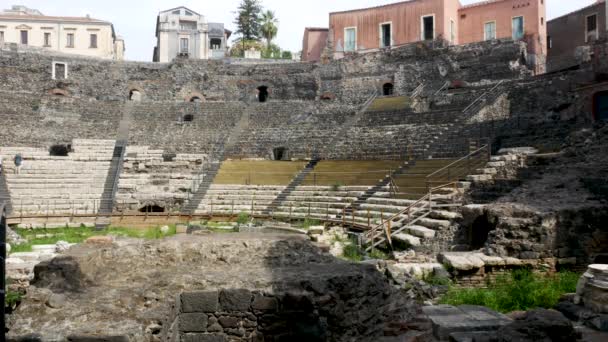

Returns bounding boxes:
[439,269,580,313]
[297,218,321,230]
[341,244,364,262]
[11,225,177,253]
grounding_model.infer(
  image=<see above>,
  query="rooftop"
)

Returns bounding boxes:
[0,14,111,24]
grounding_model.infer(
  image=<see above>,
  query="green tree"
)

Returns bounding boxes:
[230,39,264,57]
[234,0,263,56]
[281,51,292,60]
[261,43,280,59]
[260,10,278,50]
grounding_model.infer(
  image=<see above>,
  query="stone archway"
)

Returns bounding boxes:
[186,92,205,103]
[48,88,69,97]
[257,86,269,103]
[128,87,144,102]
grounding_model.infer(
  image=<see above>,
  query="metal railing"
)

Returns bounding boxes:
[425,143,491,187]
[411,83,425,98]
[462,80,505,114]
[434,81,450,96]
[364,181,461,251]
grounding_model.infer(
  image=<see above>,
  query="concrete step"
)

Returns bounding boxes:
[404,225,436,239]
[392,233,421,247]
[418,217,451,230]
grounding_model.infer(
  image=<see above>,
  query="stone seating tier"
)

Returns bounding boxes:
[1,139,115,216]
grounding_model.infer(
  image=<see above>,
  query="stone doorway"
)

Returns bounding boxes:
[470,214,493,250]
[257,86,269,103]
[593,91,608,121]
[273,147,288,161]
[383,83,394,96]
[139,204,165,213]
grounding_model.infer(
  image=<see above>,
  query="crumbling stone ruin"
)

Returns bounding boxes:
[1,36,608,341]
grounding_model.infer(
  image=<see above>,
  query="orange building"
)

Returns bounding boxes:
[302,27,329,62]
[304,0,547,72]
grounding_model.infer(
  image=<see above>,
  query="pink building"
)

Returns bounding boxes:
[303,0,547,72]
[302,27,329,62]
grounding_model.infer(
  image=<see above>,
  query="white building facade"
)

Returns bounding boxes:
[0,5,124,60]
[153,7,230,63]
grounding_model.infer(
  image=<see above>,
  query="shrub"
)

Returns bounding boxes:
[236,212,251,224]
[342,244,364,262]
[439,269,580,313]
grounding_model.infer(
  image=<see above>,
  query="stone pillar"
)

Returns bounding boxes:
[575,264,608,314]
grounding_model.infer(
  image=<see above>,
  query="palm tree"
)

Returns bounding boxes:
[260,10,278,50]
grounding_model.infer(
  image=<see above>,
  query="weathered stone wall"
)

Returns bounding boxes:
[166,285,401,341]
[0,39,526,103]
[116,145,208,212]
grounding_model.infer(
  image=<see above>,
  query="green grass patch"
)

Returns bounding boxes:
[439,269,579,313]
[11,225,178,253]
[341,244,364,262]
[236,212,251,225]
[367,249,390,260]
[297,218,321,230]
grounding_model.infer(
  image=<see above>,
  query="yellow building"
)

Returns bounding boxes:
[0,5,124,60]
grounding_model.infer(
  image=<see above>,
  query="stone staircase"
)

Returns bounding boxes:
[364,146,494,252]
[263,159,320,215]
[183,106,250,214]
[344,161,413,215]
[95,142,126,229]
[321,94,377,159]
[182,158,223,214]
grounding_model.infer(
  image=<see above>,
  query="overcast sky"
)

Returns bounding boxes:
[5,0,598,61]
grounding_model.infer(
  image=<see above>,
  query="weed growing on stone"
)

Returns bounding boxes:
[439,269,580,313]
[331,182,343,192]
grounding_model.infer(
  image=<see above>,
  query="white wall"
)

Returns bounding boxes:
[0,20,121,60]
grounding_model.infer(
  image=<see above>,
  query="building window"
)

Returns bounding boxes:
[180,38,189,53]
[172,10,180,15]
[512,16,524,40]
[52,62,68,80]
[380,23,391,48]
[586,14,598,43]
[90,34,97,48]
[185,11,193,16]
[450,19,455,44]
[0,31,4,44]
[547,36,552,49]
[345,27,356,52]
[421,15,435,41]
[210,38,222,50]
[44,32,51,47]
[20,30,28,45]
[485,21,497,40]
[66,33,74,48]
